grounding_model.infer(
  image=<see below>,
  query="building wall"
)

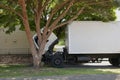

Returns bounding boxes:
[0,27,32,54]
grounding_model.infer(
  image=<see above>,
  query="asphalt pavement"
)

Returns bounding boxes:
[1,74,120,80]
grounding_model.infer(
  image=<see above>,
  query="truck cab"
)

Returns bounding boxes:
[33,32,64,67]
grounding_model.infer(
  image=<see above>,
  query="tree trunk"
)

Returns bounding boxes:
[28,45,40,68]
[18,0,43,68]
[32,39,47,68]
[33,53,41,68]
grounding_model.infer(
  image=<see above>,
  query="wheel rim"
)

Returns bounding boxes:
[54,58,61,65]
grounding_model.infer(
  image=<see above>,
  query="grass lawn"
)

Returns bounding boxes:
[0,64,120,78]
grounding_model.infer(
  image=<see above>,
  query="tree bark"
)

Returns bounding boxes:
[18,0,41,68]
[33,53,41,68]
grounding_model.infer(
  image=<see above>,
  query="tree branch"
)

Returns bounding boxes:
[43,0,75,40]
[34,0,51,44]
[54,7,85,30]
[49,0,75,31]
[42,0,70,37]
[45,0,70,28]
[51,0,111,31]
[88,0,112,6]
[18,0,38,56]
[0,4,23,19]
[37,0,50,17]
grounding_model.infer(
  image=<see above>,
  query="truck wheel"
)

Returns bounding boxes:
[51,54,64,68]
[109,58,120,67]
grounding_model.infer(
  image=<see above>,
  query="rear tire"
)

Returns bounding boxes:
[109,58,120,67]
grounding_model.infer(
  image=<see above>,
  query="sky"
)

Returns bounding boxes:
[115,8,120,21]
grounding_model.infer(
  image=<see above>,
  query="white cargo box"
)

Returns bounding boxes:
[66,21,120,54]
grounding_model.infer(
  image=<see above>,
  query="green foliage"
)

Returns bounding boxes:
[77,2,117,21]
[0,0,119,34]
[54,0,118,39]
[0,0,21,33]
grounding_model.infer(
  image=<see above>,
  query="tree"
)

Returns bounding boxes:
[0,0,117,68]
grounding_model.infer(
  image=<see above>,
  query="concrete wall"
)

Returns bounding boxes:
[0,27,32,54]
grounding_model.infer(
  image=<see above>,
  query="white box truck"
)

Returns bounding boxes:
[33,21,120,67]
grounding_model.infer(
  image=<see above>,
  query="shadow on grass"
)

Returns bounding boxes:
[0,64,119,78]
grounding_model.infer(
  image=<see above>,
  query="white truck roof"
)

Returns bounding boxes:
[66,21,120,54]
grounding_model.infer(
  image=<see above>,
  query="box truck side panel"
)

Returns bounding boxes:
[67,21,120,54]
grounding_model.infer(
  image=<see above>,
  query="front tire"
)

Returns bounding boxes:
[109,58,120,67]
[51,52,64,68]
